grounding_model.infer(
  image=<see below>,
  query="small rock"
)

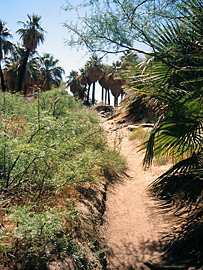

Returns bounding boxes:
[141,123,154,128]
[128,125,140,131]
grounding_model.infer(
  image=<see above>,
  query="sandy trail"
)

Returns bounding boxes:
[102,119,174,270]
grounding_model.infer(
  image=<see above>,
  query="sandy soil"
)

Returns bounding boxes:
[102,118,176,270]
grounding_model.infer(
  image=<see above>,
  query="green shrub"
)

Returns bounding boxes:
[0,204,100,269]
[0,88,116,193]
[0,87,125,269]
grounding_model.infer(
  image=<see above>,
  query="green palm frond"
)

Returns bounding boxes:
[121,56,173,93]
[149,151,203,189]
[142,114,164,168]
[142,89,203,168]
[148,151,203,217]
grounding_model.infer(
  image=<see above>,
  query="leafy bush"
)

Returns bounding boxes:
[0,87,126,269]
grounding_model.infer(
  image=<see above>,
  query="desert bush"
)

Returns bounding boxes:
[0,87,126,269]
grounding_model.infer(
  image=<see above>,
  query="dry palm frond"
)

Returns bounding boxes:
[86,66,102,83]
[107,74,124,97]
[80,75,88,86]
[69,81,84,99]
[99,75,109,90]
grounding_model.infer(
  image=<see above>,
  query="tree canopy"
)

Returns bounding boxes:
[63,0,181,58]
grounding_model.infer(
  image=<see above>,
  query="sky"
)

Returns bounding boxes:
[1,0,90,75]
[1,0,148,105]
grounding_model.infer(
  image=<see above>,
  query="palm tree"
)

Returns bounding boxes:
[38,53,64,91]
[106,61,125,107]
[4,44,38,94]
[107,75,125,107]
[16,13,45,94]
[66,70,84,99]
[0,20,12,92]
[99,64,112,105]
[120,0,203,265]
[85,55,102,105]
[99,74,110,104]
[4,44,24,93]
[79,68,91,105]
[24,53,40,95]
[122,1,203,174]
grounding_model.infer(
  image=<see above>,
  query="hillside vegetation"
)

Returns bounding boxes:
[0,87,126,269]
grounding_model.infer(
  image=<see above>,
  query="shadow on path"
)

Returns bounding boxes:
[106,238,167,270]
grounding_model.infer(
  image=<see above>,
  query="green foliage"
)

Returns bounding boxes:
[0,204,102,269]
[4,206,75,267]
[114,0,203,267]
[0,88,102,192]
[63,0,180,56]
[0,87,125,269]
[129,126,150,142]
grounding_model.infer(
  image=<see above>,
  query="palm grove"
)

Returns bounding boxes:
[0,14,125,106]
[63,0,203,268]
[0,14,64,95]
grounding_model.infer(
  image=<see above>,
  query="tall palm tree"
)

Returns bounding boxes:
[106,61,125,107]
[16,13,45,94]
[24,53,40,95]
[99,74,110,104]
[108,74,125,107]
[0,20,12,92]
[85,55,102,105]
[4,44,38,94]
[99,64,112,105]
[4,44,24,93]
[38,53,64,91]
[79,68,91,105]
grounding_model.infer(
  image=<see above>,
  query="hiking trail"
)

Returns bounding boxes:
[101,118,175,270]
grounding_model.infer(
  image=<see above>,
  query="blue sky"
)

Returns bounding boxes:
[1,0,91,76]
[1,0,149,104]
[1,0,120,103]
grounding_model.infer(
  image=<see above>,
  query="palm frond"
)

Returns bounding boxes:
[149,151,203,213]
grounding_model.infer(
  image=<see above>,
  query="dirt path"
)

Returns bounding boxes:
[102,118,175,270]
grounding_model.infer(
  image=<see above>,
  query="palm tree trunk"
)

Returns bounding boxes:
[87,84,91,105]
[108,89,110,105]
[0,62,6,92]
[114,96,118,107]
[18,48,30,94]
[101,86,104,103]
[92,82,95,105]
[81,85,86,100]
[105,89,107,104]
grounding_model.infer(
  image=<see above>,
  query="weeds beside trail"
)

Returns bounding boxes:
[0,88,126,270]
